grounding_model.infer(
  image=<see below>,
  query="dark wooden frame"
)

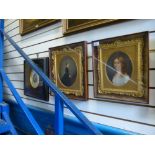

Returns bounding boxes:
[49,41,88,100]
[20,19,59,36]
[63,19,128,35]
[93,32,149,104]
[24,57,49,101]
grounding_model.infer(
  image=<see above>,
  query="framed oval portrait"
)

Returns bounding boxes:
[24,58,49,101]
[50,41,88,100]
[93,32,149,104]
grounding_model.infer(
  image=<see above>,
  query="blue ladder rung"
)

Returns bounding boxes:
[0,119,10,134]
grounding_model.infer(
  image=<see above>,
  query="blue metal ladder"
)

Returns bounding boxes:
[0,19,102,135]
[0,20,17,134]
[0,103,17,134]
[0,19,136,135]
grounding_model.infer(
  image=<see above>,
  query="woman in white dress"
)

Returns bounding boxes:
[112,56,130,86]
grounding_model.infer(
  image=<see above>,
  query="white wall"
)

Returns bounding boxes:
[3,19,155,134]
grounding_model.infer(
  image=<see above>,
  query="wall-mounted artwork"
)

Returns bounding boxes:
[20,19,59,35]
[24,58,49,101]
[63,19,126,35]
[93,32,149,104]
[49,42,88,100]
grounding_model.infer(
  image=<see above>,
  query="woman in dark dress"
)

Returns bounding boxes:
[61,63,72,86]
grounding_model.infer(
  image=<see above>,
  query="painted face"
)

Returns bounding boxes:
[66,63,70,68]
[114,58,122,72]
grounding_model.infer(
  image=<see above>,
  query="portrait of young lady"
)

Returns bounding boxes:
[106,51,132,87]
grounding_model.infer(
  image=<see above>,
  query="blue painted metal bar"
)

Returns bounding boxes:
[0,19,4,104]
[0,29,102,135]
[55,95,64,135]
[1,103,17,135]
[0,119,10,134]
[2,112,17,134]
[5,99,138,135]
[0,70,44,135]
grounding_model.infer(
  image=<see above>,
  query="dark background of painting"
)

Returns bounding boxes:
[68,19,96,28]
[106,51,132,82]
[24,58,49,101]
[59,56,77,87]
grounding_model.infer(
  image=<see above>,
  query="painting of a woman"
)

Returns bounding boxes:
[59,56,77,87]
[112,56,130,86]
[106,51,132,87]
[61,63,72,86]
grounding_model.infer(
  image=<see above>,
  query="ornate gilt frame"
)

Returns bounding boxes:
[20,19,59,35]
[49,42,88,100]
[63,19,126,35]
[93,32,149,104]
[98,39,144,97]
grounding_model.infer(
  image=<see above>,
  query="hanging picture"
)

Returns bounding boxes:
[93,32,149,104]
[20,19,59,35]
[49,42,88,100]
[24,58,49,101]
[63,19,127,35]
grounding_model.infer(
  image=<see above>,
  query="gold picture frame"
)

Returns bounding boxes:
[63,19,126,35]
[20,19,59,35]
[93,32,149,104]
[49,42,88,100]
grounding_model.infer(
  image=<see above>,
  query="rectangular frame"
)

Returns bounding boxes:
[93,32,149,104]
[49,41,88,100]
[63,19,127,35]
[20,19,59,35]
[24,57,49,101]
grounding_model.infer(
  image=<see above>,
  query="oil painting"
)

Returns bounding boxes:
[63,19,126,35]
[49,42,88,100]
[24,58,49,101]
[93,32,149,104]
[20,19,59,35]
